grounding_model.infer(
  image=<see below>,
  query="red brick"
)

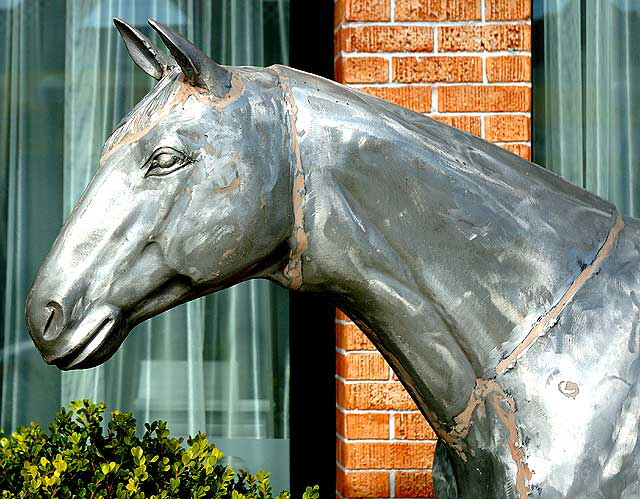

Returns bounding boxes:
[359,86,432,112]
[395,471,435,498]
[393,56,482,83]
[500,143,531,160]
[395,0,480,21]
[343,413,390,439]
[337,408,346,437]
[337,382,419,410]
[438,24,531,52]
[339,26,434,53]
[487,55,531,82]
[485,114,530,142]
[430,115,481,136]
[337,469,390,498]
[336,308,352,322]
[486,0,531,20]
[337,352,389,380]
[438,85,531,112]
[340,441,435,469]
[394,413,437,440]
[335,0,344,27]
[336,322,376,351]
[336,0,391,22]
[336,57,389,84]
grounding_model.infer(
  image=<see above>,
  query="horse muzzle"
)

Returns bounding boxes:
[25,295,124,370]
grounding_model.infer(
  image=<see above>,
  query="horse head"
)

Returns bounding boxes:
[25,20,294,370]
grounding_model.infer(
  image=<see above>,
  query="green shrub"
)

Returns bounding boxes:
[0,400,319,499]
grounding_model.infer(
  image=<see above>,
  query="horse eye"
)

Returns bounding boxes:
[144,147,190,178]
[156,152,179,168]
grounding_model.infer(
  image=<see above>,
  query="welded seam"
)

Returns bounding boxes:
[496,212,624,374]
[442,379,533,499]
[101,71,243,166]
[490,387,533,499]
[274,68,308,290]
[443,212,624,497]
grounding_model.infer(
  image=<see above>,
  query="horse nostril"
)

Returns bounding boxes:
[43,308,55,334]
[42,301,64,340]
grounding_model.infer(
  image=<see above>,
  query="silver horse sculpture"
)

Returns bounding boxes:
[25,20,640,499]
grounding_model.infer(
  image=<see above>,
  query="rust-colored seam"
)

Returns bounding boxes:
[213,175,241,193]
[490,389,533,499]
[496,212,624,374]
[443,379,533,499]
[274,69,308,290]
[100,72,243,166]
[447,379,497,444]
[442,214,623,497]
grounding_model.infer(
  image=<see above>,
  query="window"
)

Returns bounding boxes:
[0,0,290,491]
[532,0,640,216]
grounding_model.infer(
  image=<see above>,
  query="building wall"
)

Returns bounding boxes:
[333,1,532,497]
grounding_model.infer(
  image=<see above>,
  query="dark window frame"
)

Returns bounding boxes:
[288,1,336,496]
[531,0,544,167]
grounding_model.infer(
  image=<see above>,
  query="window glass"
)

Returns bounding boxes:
[532,0,640,217]
[0,0,290,491]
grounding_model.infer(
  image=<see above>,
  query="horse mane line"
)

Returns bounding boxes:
[103,68,183,155]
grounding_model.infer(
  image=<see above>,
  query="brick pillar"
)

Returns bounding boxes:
[334,1,532,498]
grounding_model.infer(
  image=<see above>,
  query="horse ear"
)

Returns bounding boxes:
[148,20,232,98]
[113,18,175,80]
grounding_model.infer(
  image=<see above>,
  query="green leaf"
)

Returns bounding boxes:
[169,477,180,491]
[303,485,320,499]
[131,446,143,461]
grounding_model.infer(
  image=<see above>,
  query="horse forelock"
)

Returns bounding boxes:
[99,67,245,166]
[101,68,185,161]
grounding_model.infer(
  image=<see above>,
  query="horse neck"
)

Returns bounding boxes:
[280,67,618,429]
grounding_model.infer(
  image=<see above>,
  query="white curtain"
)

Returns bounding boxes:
[1,0,67,429]
[1,0,290,490]
[540,0,640,216]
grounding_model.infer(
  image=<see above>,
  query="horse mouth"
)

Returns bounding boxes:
[45,307,124,371]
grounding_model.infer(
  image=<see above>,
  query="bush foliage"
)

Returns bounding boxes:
[0,400,319,499]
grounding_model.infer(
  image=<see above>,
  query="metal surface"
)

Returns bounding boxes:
[25,20,640,498]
